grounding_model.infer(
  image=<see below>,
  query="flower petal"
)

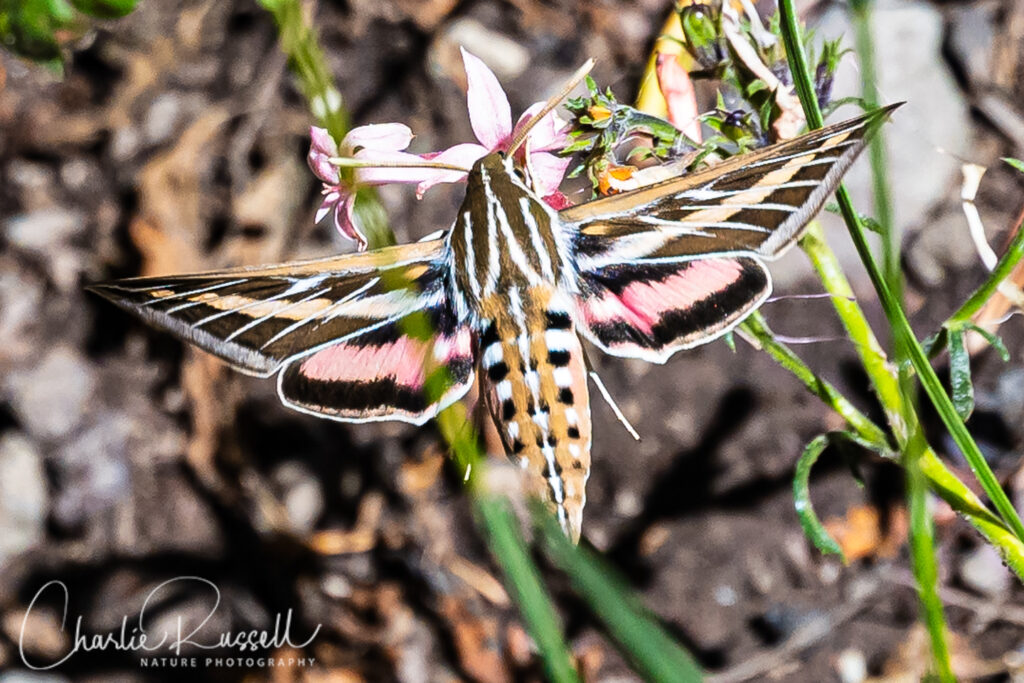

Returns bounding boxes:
[308,127,340,184]
[334,194,368,251]
[527,151,571,197]
[342,123,414,153]
[309,126,339,156]
[315,189,342,224]
[656,53,702,143]
[413,143,488,198]
[513,102,570,153]
[461,47,512,150]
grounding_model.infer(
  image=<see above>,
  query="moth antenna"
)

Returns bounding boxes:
[505,58,595,158]
[588,370,641,442]
[765,292,856,303]
[771,334,848,345]
[329,156,472,173]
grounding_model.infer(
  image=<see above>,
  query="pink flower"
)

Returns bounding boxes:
[307,48,574,249]
[655,53,702,143]
[308,123,425,249]
[413,48,571,203]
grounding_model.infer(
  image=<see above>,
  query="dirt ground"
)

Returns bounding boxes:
[1,0,1023,681]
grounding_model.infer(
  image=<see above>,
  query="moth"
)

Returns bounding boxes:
[90,102,897,542]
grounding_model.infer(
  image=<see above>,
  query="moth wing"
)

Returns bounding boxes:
[562,106,898,266]
[572,257,769,363]
[90,239,476,424]
[563,107,896,363]
[276,296,475,425]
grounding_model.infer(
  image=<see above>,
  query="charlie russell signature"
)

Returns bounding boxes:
[20,577,322,670]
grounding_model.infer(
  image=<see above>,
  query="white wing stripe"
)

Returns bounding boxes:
[143,279,249,308]
[225,287,333,342]
[192,287,304,327]
[638,216,772,233]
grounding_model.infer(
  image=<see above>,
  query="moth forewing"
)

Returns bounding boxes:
[87,239,480,424]
[562,103,902,264]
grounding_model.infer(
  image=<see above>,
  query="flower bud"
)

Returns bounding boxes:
[679,4,725,70]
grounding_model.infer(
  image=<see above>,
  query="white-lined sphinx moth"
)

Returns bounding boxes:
[90,103,898,541]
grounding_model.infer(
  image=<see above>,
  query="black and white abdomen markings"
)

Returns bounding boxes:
[476,294,592,533]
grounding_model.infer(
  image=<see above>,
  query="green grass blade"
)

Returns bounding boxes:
[474,498,581,683]
[1003,157,1024,174]
[536,509,703,683]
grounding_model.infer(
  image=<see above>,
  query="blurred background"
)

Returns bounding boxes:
[1,0,1023,680]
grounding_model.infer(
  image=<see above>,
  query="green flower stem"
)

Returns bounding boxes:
[947,214,1024,325]
[798,225,910,440]
[906,423,955,682]
[258,0,394,249]
[850,1,951,674]
[778,0,1024,544]
[851,0,897,297]
[257,0,347,139]
[920,450,1024,578]
[742,311,1024,579]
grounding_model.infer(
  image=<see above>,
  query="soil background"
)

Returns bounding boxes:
[2,0,1024,681]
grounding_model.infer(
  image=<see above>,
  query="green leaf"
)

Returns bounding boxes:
[746,78,769,96]
[723,330,736,352]
[860,214,883,235]
[561,137,593,154]
[794,434,845,559]
[965,323,1010,362]
[0,0,74,62]
[1003,157,1024,175]
[536,508,703,683]
[757,87,777,132]
[947,327,974,421]
[822,203,882,234]
[70,0,138,19]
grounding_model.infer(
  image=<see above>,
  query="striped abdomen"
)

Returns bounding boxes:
[479,287,592,541]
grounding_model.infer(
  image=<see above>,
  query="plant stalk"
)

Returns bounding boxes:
[778,0,1024,544]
